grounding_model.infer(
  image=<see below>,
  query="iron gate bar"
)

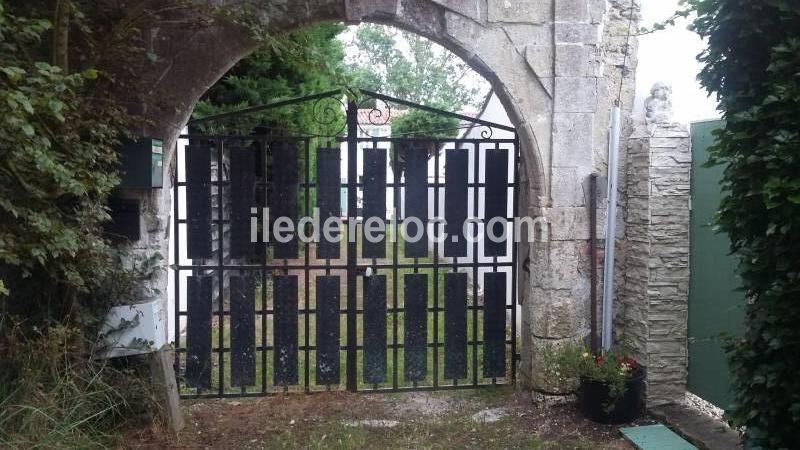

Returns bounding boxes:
[303,139,311,393]
[346,100,358,391]
[175,339,516,355]
[472,144,480,387]
[178,134,518,143]
[176,306,518,316]
[185,88,516,134]
[174,262,516,271]
[511,135,520,383]
[187,89,343,126]
[216,140,225,396]
[433,146,440,389]
[391,142,400,391]
[358,89,517,133]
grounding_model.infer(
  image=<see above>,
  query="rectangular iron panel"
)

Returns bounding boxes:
[271,142,298,259]
[404,145,428,258]
[363,275,387,384]
[404,274,428,382]
[230,276,256,387]
[484,148,509,257]
[444,273,468,380]
[316,275,341,385]
[444,148,469,257]
[186,144,212,258]
[186,276,213,389]
[362,147,387,258]
[273,275,299,385]
[229,147,257,259]
[316,148,341,259]
[483,272,507,378]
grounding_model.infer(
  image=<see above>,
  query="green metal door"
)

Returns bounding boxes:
[688,120,745,410]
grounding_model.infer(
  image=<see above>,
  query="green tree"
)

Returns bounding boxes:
[347,23,481,108]
[346,24,487,173]
[683,1,800,447]
[193,23,347,213]
[193,23,346,136]
[0,3,130,320]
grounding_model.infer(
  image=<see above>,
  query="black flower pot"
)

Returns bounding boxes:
[578,367,646,424]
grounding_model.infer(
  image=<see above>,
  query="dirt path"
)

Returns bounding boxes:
[125,388,635,449]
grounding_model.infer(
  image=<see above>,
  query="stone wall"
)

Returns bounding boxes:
[621,122,691,406]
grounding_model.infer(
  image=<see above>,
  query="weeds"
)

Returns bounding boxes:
[0,325,160,449]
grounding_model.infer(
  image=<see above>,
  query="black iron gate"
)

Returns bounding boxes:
[172,90,520,398]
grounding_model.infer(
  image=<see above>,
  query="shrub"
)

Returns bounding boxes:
[685,1,800,446]
[0,326,159,449]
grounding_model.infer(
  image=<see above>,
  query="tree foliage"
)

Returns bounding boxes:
[0,3,132,326]
[347,24,483,109]
[193,23,346,136]
[346,24,488,172]
[686,1,800,447]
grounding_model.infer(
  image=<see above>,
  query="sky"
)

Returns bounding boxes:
[633,0,721,124]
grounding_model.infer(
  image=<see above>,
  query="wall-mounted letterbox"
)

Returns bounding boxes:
[119,138,163,189]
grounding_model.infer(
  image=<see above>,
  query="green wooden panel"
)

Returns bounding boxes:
[688,120,745,410]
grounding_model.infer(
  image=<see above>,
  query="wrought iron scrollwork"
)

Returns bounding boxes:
[355,97,392,137]
[311,96,348,137]
[479,125,494,139]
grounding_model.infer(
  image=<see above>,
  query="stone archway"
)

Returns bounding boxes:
[125,0,638,392]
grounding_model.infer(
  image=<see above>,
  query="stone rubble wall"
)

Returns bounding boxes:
[621,123,691,406]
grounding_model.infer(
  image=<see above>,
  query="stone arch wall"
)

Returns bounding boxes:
[122,0,640,391]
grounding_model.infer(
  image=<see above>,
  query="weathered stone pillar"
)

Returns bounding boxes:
[621,122,691,406]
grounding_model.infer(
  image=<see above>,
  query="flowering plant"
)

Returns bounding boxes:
[543,342,642,409]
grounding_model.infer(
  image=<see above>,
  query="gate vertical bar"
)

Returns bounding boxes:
[216,138,225,396]
[346,100,358,391]
[304,139,311,392]
[173,145,181,381]
[511,136,519,382]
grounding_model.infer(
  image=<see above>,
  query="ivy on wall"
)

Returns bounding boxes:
[686,0,800,447]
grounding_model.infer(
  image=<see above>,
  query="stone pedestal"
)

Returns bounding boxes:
[621,123,691,406]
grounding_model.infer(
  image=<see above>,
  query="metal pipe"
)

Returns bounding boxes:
[602,105,622,351]
[589,173,599,354]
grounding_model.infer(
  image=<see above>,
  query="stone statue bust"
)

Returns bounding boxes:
[644,82,673,124]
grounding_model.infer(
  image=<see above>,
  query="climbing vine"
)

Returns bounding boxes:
[684,1,800,447]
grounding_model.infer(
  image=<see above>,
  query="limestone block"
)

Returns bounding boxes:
[555,23,600,44]
[546,207,590,241]
[528,240,587,290]
[551,167,589,207]
[555,77,598,113]
[503,23,552,47]
[344,0,399,22]
[555,44,591,77]
[555,0,589,22]
[553,112,594,165]
[430,0,483,21]
[525,45,554,79]
[530,287,586,338]
[488,0,552,24]
[588,0,607,24]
